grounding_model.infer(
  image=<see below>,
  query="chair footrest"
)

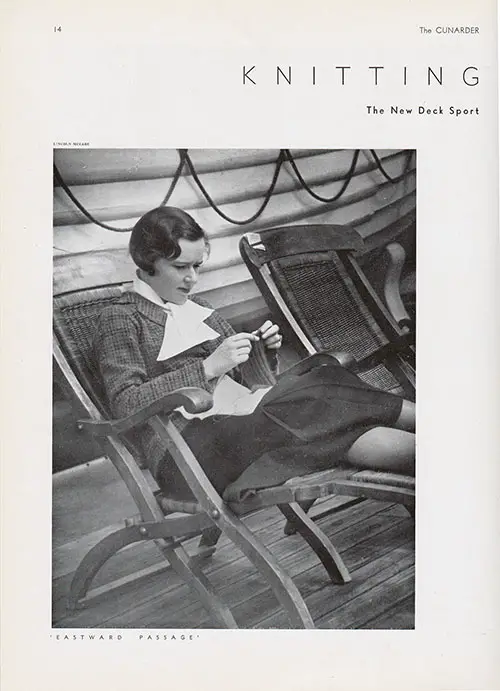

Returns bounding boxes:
[350,470,415,490]
[228,467,415,513]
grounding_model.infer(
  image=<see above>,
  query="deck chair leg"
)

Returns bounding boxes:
[189,526,223,567]
[213,509,315,628]
[153,418,314,628]
[198,525,222,549]
[68,525,150,609]
[155,540,238,629]
[68,526,237,628]
[284,500,315,535]
[279,503,351,585]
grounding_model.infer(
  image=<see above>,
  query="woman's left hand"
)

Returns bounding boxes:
[254,320,283,350]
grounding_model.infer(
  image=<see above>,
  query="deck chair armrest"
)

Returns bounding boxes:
[356,332,414,370]
[277,351,357,380]
[383,242,412,332]
[78,387,213,437]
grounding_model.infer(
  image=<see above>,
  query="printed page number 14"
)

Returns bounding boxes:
[53,26,62,32]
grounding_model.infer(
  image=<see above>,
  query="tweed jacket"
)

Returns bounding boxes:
[93,290,274,477]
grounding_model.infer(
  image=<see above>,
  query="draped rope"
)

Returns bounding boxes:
[182,149,286,225]
[159,150,187,205]
[53,151,186,232]
[284,149,360,203]
[54,149,415,233]
[369,149,415,184]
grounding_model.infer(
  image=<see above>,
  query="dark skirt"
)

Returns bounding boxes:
[156,361,403,502]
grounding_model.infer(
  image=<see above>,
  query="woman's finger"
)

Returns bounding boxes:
[231,332,259,343]
[265,334,283,349]
[234,338,253,350]
[252,320,273,337]
[266,333,281,343]
[261,323,280,339]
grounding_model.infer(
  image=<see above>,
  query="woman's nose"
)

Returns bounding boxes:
[184,267,197,284]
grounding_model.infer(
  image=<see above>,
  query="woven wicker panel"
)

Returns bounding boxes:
[53,285,130,415]
[269,252,388,359]
[356,363,403,395]
[267,251,407,394]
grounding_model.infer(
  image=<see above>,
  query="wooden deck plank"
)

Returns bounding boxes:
[52,494,365,605]
[52,457,139,546]
[53,497,389,608]
[53,499,413,629]
[214,513,410,612]
[319,563,415,629]
[53,504,285,596]
[238,522,414,628]
[52,506,291,626]
[52,445,414,630]
[360,594,415,630]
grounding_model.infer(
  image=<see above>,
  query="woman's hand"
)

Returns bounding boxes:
[203,333,259,380]
[254,320,283,350]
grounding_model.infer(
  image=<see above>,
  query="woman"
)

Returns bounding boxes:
[94,206,415,502]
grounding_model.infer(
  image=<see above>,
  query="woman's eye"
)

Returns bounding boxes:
[174,264,201,271]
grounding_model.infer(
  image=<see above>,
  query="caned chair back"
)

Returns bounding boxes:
[240,225,408,395]
[53,285,131,417]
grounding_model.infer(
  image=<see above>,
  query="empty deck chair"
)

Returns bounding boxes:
[240,224,416,529]
[240,224,415,399]
[53,284,414,629]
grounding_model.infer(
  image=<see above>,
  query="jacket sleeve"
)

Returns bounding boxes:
[94,306,215,419]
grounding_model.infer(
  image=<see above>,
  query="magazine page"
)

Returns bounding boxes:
[1,0,499,689]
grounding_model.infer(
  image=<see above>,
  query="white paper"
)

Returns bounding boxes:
[178,375,270,419]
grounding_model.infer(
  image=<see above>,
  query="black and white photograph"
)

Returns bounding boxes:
[52,148,416,629]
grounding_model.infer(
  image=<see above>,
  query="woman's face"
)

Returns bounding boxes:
[147,238,207,304]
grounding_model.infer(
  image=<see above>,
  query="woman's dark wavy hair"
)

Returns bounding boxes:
[129,206,209,275]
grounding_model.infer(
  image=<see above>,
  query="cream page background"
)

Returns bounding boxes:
[1,0,499,689]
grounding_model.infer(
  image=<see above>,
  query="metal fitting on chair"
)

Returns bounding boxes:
[139,526,148,536]
[210,508,220,520]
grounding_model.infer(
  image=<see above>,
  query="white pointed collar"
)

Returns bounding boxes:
[132,274,219,361]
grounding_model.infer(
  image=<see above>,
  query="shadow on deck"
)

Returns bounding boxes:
[52,457,415,630]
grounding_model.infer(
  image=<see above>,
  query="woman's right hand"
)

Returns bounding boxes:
[203,333,259,380]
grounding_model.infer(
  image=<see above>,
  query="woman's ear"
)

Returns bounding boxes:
[137,267,155,281]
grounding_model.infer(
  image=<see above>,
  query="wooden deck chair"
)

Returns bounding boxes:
[53,284,415,629]
[239,224,416,530]
[239,224,415,399]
